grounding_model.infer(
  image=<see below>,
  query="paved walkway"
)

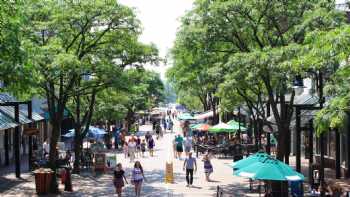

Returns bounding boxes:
[0,121,260,197]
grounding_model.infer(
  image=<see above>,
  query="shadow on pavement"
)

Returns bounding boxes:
[0,176,32,193]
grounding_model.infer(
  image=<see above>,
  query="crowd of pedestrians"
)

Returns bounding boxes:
[110,112,218,196]
[122,133,156,162]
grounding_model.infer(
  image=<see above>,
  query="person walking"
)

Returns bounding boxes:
[136,136,141,158]
[123,142,128,159]
[175,134,184,159]
[128,139,137,162]
[131,161,146,197]
[163,118,167,132]
[172,136,177,159]
[169,119,173,133]
[184,136,193,157]
[113,163,128,197]
[147,136,155,157]
[156,122,161,139]
[145,131,151,147]
[140,139,146,157]
[202,151,213,182]
[183,152,197,187]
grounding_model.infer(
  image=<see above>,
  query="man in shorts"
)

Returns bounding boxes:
[184,136,192,156]
[175,134,184,159]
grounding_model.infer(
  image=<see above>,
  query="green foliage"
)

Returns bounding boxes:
[93,69,164,123]
[171,0,348,148]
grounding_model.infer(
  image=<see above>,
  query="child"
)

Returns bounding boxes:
[113,163,128,197]
[202,151,213,182]
[140,139,146,157]
[123,142,128,159]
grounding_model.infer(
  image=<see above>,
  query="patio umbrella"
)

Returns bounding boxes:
[191,123,211,131]
[234,156,304,181]
[208,122,236,134]
[227,120,247,131]
[178,113,195,120]
[197,124,211,131]
[232,152,269,170]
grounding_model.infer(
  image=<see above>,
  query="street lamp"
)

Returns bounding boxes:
[292,75,305,95]
[292,71,326,193]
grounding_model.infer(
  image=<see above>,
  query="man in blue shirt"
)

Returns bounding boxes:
[183,152,197,187]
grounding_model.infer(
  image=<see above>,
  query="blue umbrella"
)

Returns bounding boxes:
[62,126,107,140]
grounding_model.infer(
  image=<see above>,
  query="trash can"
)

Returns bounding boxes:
[34,168,53,195]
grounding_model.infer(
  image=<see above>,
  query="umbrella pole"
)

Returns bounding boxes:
[259,180,261,197]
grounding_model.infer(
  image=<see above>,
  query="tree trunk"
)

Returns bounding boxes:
[125,109,135,133]
[211,96,219,124]
[73,126,83,174]
[48,121,60,193]
[276,124,288,161]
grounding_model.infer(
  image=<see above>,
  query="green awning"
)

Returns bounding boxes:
[208,122,236,133]
[227,120,247,131]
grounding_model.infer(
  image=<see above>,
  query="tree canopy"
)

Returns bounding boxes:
[169,0,347,161]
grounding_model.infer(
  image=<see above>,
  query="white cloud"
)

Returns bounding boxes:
[118,0,194,79]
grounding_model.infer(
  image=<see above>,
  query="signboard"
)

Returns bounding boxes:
[23,128,39,136]
[94,153,106,171]
[106,154,117,169]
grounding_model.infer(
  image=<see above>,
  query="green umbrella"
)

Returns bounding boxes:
[208,122,236,133]
[227,120,247,131]
[234,156,304,181]
[231,152,269,170]
[178,113,195,120]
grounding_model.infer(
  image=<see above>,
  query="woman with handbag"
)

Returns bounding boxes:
[113,163,128,197]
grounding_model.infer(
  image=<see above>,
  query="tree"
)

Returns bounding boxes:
[182,0,345,161]
[121,69,164,132]
[19,0,157,190]
[297,26,350,135]
[0,0,33,97]
[167,10,227,123]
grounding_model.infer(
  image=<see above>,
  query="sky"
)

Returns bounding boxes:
[118,0,194,80]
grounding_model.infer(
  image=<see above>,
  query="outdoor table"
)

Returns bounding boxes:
[34,168,53,195]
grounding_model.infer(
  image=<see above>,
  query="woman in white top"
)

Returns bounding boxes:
[128,139,137,163]
[131,161,146,197]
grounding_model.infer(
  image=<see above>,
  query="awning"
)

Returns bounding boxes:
[264,93,319,132]
[194,111,214,120]
[0,93,45,122]
[0,111,18,130]
[0,106,32,124]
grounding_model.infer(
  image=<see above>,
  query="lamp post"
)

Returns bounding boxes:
[292,71,325,187]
